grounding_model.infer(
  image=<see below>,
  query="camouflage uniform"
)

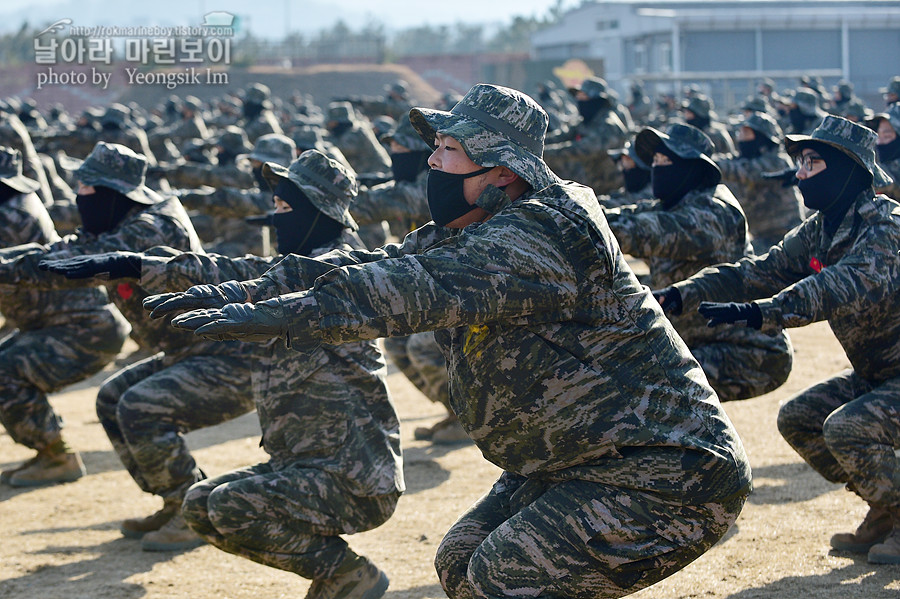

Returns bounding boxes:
[597,140,653,209]
[181,85,751,599]
[867,106,900,201]
[240,83,284,143]
[3,142,255,503]
[682,95,736,155]
[673,116,900,542]
[141,150,401,583]
[544,78,628,196]
[0,111,54,207]
[0,148,129,455]
[716,113,805,250]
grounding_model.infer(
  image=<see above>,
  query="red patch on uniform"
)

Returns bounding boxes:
[117,282,134,300]
[809,257,824,273]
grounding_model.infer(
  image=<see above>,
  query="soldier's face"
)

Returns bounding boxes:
[428,132,493,227]
[620,155,636,171]
[876,120,897,145]
[273,196,292,213]
[77,183,96,195]
[796,149,826,179]
[736,126,756,142]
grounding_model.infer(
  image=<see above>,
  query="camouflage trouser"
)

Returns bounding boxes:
[692,333,793,402]
[96,352,255,501]
[777,369,900,510]
[436,472,746,599]
[182,463,400,579]
[382,332,450,410]
[0,321,126,449]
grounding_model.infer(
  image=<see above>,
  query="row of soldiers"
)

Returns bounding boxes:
[1,70,899,599]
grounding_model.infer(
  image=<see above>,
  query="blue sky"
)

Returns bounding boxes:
[0,0,579,38]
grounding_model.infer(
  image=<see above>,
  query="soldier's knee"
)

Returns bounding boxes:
[775,400,800,439]
[182,483,210,527]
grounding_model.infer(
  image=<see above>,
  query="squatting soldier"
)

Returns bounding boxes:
[45,149,404,598]
[0,146,130,487]
[604,123,793,402]
[240,83,283,142]
[866,104,900,200]
[681,94,735,155]
[597,139,652,209]
[6,142,255,552]
[656,115,900,565]
[153,83,751,599]
[352,114,464,443]
[544,76,628,195]
[715,112,805,251]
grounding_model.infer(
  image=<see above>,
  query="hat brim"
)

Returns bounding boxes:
[409,106,560,191]
[61,154,161,205]
[784,135,892,188]
[262,162,358,231]
[635,127,721,180]
[0,174,40,194]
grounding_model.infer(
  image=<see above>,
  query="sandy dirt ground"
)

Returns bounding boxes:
[2,321,900,599]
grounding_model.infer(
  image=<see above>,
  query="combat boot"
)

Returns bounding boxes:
[305,551,389,599]
[141,512,205,552]
[414,414,469,444]
[1,455,40,484]
[830,505,893,553]
[868,512,900,564]
[120,498,181,539]
[6,440,85,487]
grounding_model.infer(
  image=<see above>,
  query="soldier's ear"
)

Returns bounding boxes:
[495,166,519,187]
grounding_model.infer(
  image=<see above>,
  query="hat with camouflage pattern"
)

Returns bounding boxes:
[682,94,715,121]
[635,122,721,181]
[786,114,892,188]
[741,112,783,146]
[843,101,873,123]
[215,125,253,154]
[879,76,900,97]
[327,101,356,124]
[100,103,130,126]
[865,103,900,136]
[244,83,272,107]
[570,77,613,101]
[409,83,560,190]
[381,113,430,151]
[60,141,162,204]
[372,115,397,140]
[241,133,296,166]
[792,88,826,118]
[291,125,328,152]
[262,149,358,230]
[609,139,649,171]
[0,146,40,193]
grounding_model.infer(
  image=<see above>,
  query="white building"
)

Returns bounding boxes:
[531,0,900,110]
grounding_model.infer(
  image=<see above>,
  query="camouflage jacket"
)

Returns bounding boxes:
[544,110,627,155]
[0,191,129,338]
[604,185,787,349]
[716,148,805,246]
[140,230,404,496]
[329,126,391,175]
[596,182,653,209]
[674,191,900,382]
[239,180,751,500]
[704,121,736,155]
[876,156,900,202]
[154,161,254,190]
[0,196,243,359]
[351,168,429,234]
[241,112,283,143]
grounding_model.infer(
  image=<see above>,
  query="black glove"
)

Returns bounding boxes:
[245,213,274,226]
[39,252,142,280]
[762,167,798,188]
[698,301,762,329]
[172,298,287,343]
[652,286,683,316]
[143,280,249,319]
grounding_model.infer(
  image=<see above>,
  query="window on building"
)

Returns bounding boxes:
[659,42,671,72]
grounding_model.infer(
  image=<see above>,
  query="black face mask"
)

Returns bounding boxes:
[0,182,19,204]
[686,115,710,131]
[243,102,263,120]
[877,136,900,163]
[788,107,808,133]
[622,166,651,193]
[577,97,608,124]
[390,150,430,183]
[252,165,267,189]
[651,158,707,209]
[217,149,238,166]
[796,146,872,236]
[426,167,492,227]
[328,122,353,138]
[272,179,344,255]
[76,186,137,235]
[738,138,763,159]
